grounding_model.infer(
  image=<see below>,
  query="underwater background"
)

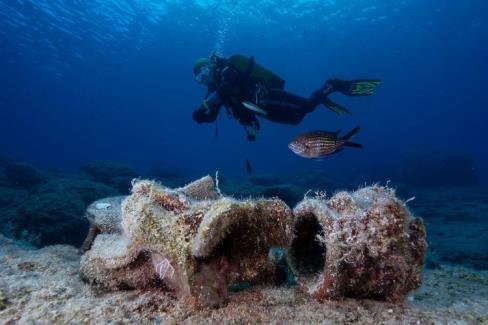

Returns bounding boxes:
[0,0,487,269]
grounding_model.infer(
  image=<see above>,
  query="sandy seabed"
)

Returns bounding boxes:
[0,236,487,325]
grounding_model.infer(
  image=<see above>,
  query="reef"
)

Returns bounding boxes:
[3,162,44,188]
[0,158,122,247]
[5,178,120,247]
[351,148,479,188]
[80,176,293,307]
[80,196,126,252]
[409,187,488,270]
[398,148,478,187]
[289,186,425,302]
[145,165,189,188]
[222,175,305,207]
[80,161,139,194]
[81,176,426,308]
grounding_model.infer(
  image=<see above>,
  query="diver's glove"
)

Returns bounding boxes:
[192,107,208,123]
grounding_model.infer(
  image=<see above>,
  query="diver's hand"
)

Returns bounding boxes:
[192,107,207,123]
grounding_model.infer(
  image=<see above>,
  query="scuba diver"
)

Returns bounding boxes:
[192,53,381,141]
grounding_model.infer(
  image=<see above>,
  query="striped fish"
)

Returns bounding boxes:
[288,127,362,159]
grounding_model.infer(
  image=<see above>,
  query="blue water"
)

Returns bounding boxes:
[1,0,487,180]
[0,0,488,279]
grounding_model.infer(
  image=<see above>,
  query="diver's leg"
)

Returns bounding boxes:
[309,79,351,115]
[309,78,380,115]
[259,89,315,125]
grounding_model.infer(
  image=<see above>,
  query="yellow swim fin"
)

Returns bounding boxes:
[323,98,351,115]
[347,80,381,96]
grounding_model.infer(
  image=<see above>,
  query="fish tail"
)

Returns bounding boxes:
[343,141,363,148]
[341,126,362,149]
[341,126,360,140]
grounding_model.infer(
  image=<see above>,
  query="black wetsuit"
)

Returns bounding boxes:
[192,58,324,140]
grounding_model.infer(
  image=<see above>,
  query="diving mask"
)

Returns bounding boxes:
[195,66,211,85]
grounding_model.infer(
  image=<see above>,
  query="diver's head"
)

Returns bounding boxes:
[193,58,211,85]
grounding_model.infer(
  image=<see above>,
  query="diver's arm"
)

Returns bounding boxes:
[216,66,240,99]
[192,92,222,123]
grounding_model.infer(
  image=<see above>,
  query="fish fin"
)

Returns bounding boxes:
[314,149,344,159]
[331,148,344,155]
[343,141,363,148]
[341,126,360,140]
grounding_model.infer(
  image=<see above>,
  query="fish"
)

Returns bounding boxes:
[245,158,253,174]
[288,126,362,159]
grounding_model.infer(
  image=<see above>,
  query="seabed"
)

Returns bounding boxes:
[0,236,487,324]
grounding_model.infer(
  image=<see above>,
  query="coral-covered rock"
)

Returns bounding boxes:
[4,163,44,188]
[399,149,478,187]
[0,186,23,208]
[80,176,294,307]
[288,185,426,303]
[3,178,120,247]
[145,166,187,188]
[0,171,8,187]
[80,161,138,193]
[37,178,120,205]
[80,196,126,252]
[178,175,220,200]
[260,185,302,207]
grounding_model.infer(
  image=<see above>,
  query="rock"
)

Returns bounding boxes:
[16,191,89,246]
[80,178,429,308]
[249,175,280,187]
[288,185,426,303]
[145,166,187,188]
[80,161,138,190]
[0,186,24,208]
[1,178,120,247]
[178,175,220,200]
[37,178,120,205]
[260,185,302,207]
[4,163,44,188]
[80,178,294,307]
[399,149,478,187]
[80,196,126,252]
[299,170,344,191]
[408,187,488,269]
[110,176,134,194]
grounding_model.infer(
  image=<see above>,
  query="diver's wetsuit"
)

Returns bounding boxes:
[192,55,380,141]
[259,89,321,125]
[192,58,325,140]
